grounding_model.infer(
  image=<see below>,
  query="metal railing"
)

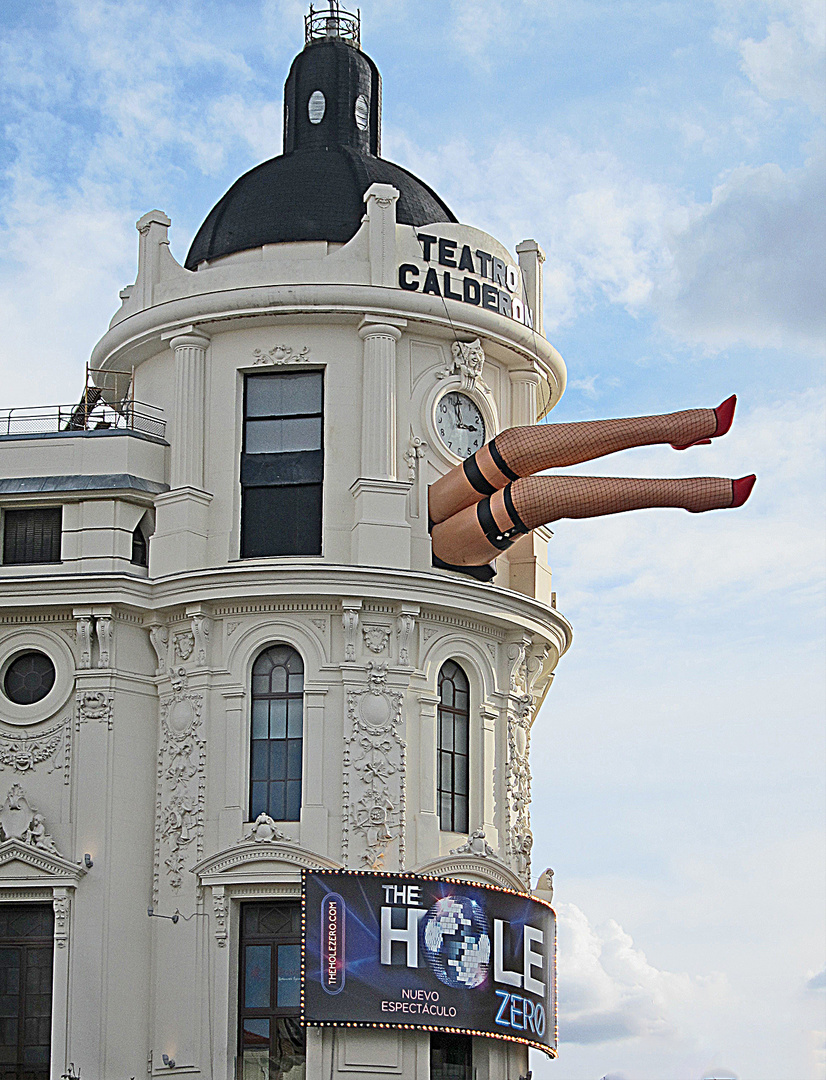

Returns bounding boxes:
[0,399,166,439]
[305,2,361,47]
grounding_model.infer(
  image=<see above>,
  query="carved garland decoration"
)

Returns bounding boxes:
[0,719,71,782]
[343,662,406,871]
[504,638,553,885]
[154,668,205,901]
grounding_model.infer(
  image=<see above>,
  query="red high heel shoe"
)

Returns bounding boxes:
[730,474,756,508]
[672,395,737,450]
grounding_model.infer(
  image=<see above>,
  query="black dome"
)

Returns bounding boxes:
[185,34,457,269]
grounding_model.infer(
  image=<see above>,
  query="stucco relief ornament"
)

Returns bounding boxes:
[505,694,534,884]
[95,616,112,668]
[252,345,311,365]
[343,661,406,870]
[173,631,195,662]
[0,784,60,854]
[244,814,291,843]
[437,338,489,393]
[404,434,427,481]
[450,827,496,858]
[362,625,390,654]
[76,690,114,731]
[155,669,204,896]
[396,612,415,666]
[148,624,169,675]
[0,723,67,778]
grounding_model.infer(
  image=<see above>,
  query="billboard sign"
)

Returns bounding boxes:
[302,870,557,1056]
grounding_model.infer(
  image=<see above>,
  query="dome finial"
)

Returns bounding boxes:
[305,2,361,48]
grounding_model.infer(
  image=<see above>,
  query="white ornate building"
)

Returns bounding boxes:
[0,7,570,1079]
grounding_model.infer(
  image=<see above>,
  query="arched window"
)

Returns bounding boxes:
[250,645,304,822]
[437,660,469,833]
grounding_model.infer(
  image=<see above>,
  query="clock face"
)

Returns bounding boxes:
[435,391,487,459]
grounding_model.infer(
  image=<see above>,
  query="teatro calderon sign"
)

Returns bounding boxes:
[303,869,557,1057]
[398,233,536,329]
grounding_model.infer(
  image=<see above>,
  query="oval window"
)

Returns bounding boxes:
[354,94,369,131]
[308,90,326,124]
[3,651,56,705]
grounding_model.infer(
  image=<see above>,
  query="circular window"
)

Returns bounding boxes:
[354,94,369,130]
[308,90,326,124]
[3,651,56,706]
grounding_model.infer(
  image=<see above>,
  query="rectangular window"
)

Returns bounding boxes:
[239,902,305,1080]
[430,1032,472,1080]
[0,904,54,1080]
[2,508,62,565]
[241,372,323,558]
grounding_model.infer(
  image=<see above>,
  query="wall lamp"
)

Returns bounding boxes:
[162,1054,176,1068]
[147,907,179,924]
[83,853,93,869]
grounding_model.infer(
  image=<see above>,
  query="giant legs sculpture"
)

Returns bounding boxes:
[430,395,756,577]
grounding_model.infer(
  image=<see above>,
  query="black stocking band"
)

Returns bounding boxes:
[476,489,530,551]
[489,438,520,481]
[462,454,497,496]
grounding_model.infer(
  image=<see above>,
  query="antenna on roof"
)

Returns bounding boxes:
[305,2,361,48]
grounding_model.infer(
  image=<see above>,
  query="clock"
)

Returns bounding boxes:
[435,391,487,459]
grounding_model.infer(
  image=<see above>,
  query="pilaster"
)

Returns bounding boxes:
[364,182,400,287]
[515,239,546,336]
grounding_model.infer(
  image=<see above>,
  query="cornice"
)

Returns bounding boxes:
[90,283,565,399]
[0,564,572,656]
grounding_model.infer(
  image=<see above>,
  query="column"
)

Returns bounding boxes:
[510,367,540,428]
[169,330,209,490]
[350,317,412,569]
[359,321,402,480]
[151,327,213,574]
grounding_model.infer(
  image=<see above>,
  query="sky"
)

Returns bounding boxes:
[0,1,824,1077]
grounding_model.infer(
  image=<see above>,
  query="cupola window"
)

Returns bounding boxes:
[354,93,369,130]
[307,89,326,123]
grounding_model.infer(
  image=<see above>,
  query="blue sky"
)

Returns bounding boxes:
[1,1,824,1077]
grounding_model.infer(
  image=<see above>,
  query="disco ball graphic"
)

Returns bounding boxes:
[421,895,491,989]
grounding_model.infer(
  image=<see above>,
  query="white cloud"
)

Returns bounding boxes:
[557,902,730,1047]
[654,151,826,354]
[739,0,826,118]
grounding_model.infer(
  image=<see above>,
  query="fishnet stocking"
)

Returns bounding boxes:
[509,475,733,530]
[495,409,715,475]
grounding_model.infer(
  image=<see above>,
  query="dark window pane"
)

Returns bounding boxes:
[276,944,301,1008]
[131,525,148,566]
[3,652,55,706]
[269,741,286,781]
[431,1032,472,1080]
[269,781,285,820]
[286,699,302,738]
[286,740,302,780]
[251,782,267,819]
[285,780,301,822]
[438,661,470,835]
[244,945,272,1008]
[241,484,322,558]
[453,796,468,834]
[440,717,453,751]
[0,905,53,1075]
[251,741,269,782]
[2,508,62,565]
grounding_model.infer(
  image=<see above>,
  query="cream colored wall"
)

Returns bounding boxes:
[0,185,569,1077]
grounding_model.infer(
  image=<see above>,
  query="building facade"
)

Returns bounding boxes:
[0,8,571,1079]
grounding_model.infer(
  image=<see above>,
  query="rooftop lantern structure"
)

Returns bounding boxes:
[305,1,361,47]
